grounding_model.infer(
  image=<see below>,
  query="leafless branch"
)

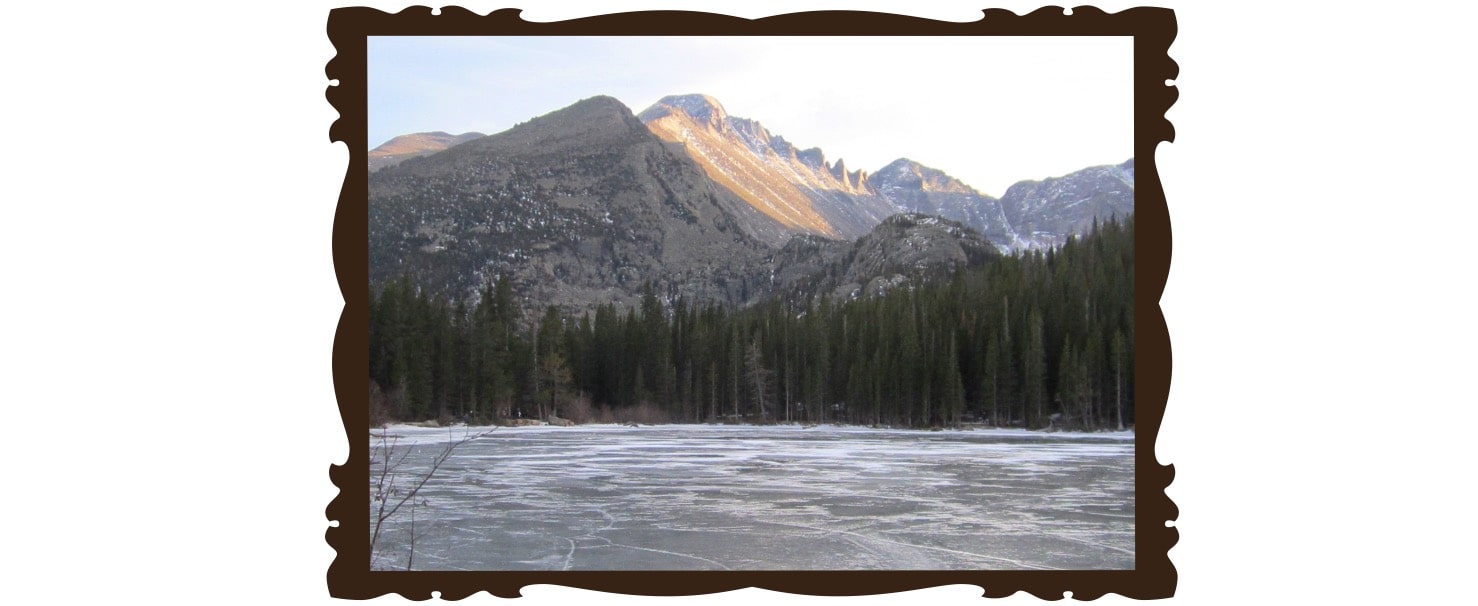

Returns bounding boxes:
[370,426,495,570]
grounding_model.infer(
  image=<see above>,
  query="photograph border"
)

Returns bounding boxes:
[326,5,1176,599]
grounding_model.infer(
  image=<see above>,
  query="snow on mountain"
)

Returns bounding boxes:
[640,94,1132,252]
[996,159,1136,249]
[376,94,1135,259]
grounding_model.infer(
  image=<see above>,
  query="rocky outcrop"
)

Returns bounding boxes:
[770,213,1000,303]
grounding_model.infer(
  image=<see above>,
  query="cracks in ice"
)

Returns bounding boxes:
[371,425,1134,570]
[564,528,729,569]
[560,537,577,571]
[558,506,733,571]
[596,542,733,570]
[1043,532,1134,557]
[773,519,1061,571]
[558,507,616,570]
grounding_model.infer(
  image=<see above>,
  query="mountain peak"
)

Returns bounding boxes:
[485,95,648,148]
[550,95,636,121]
[639,94,730,131]
[656,93,726,119]
[639,93,896,239]
[879,157,922,173]
[874,158,977,195]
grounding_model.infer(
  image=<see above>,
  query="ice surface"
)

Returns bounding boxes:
[369,424,1134,571]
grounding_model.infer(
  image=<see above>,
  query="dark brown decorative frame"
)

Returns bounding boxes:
[327,5,1175,600]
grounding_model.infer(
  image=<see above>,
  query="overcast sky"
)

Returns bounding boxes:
[368,35,1132,197]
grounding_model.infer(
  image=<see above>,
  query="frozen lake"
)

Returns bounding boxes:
[369,424,1134,571]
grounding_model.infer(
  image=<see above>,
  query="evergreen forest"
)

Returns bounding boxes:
[369,216,1134,431]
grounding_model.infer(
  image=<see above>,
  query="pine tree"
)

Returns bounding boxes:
[1024,307,1047,428]
[538,351,574,419]
[1058,339,1078,428]
[981,336,1001,426]
[744,336,773,420]
[1111,329,1127,431]
[941,333,966,427]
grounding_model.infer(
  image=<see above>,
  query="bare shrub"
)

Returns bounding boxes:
[550,397,671,425]
[615,402,671,425]
[370,427,493,570]
[559,393,597,424]
[466,410,494,427]
[368,380,390,428]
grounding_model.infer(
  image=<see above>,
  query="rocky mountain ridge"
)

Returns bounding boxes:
[369,96,778,315]
[998,158,1136,248]
[368,94,1134,315]
[636,94,1131,252]
[869,158,1023,251]
[639,94,895,244]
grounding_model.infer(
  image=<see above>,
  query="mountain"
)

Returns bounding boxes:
[639,94,897,245]
[998,158,1136,248]
[368,131,485,172]
[368,96,779,314]
[637,94,1133,252]
[368,94,1135,315]
[374,96,1135,255]
[869,158,1023,251]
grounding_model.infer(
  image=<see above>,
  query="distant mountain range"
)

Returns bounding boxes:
[369,131,484,172]
[368,94,1133,314]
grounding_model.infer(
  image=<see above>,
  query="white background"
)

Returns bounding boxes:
[2,0,1475,604]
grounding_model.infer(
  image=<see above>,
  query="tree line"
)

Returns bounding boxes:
[369,216,1134,430]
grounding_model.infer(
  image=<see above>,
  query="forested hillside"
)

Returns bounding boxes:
[369,216,1134,430]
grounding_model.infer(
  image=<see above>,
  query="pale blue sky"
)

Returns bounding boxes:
[368,35,1132,197]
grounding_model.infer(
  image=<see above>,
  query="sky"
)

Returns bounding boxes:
[369,35,1132,197]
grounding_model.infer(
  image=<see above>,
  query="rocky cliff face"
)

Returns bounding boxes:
[997,158,1136,248]
[368,96,777,314]
[639,94,896,244]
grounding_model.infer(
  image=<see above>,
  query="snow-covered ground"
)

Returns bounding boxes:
[369,424,1134,571]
